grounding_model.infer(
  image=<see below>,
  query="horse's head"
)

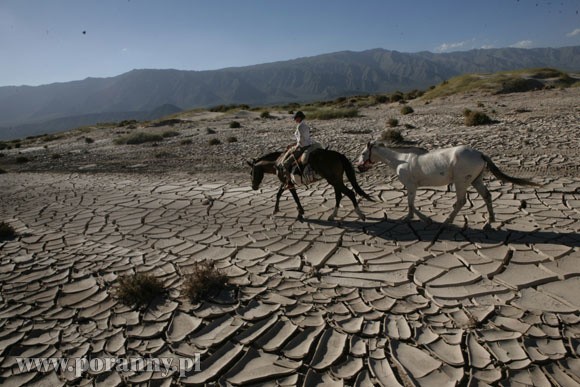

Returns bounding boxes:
[247,159,265,190]
[357,141,376,172]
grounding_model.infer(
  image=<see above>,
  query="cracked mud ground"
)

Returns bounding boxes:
[0,88,579,386]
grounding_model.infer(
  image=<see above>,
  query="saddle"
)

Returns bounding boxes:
[276,143,323,187]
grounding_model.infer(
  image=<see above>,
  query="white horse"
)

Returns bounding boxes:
[357,141,539,237]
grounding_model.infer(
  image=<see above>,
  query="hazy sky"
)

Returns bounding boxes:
[1,0,579,87]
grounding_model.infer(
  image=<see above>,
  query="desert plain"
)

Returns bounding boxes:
[0,86,579,386]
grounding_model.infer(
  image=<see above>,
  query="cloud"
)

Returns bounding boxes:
[566,28,580,37]
[510,40,533,48]
[480,44,494,49]
[435,41,467,53]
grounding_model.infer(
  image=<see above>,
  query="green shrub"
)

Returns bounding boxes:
[209,138,221,146]
[260,111,272,119]
[182,261,228,302]
[374,95,389,104]
[496,78,544,94]
[381,129,404,143]
[229,121,241,128]
[16,156,30,164]
[227,136,238,143]
[464,109,493,126]
[390,92,404,102]
[114,132,163,145]
[387,118,399,127]
[51,154,62,159]
[206,128,216,134]
[84,137,95,144]
[307,108,359,120]
[400,105,414,115]
[114,273,166,307]
[162,130,180,138]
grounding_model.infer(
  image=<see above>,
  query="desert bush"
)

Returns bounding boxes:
[16,156,30,163]
[155,151,172,158]
[206,128,216,134]
[496,78,544,94]
[308,108,359,120]
[390,92,404,102]
[0,222,16,240]
[180,139,193,145]
[260,111,272,119]
[209,138,221,146]
[114,273,166,307]
[182,261,228,302]
[374,95,389,104]
[227,136,238,143]
[209,104,250,112]
[51,154,62,159]
[229,121,241,128]
[381,129,404,143]
[0,142,9,150]
[387,118,399,127]
[114,132,163,145]
[0,168,6,174]
[464,109,493,126]
[162,130,180,138]
[400,106,414,115]
[84,137,95,144]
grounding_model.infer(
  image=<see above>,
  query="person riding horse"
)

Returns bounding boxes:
[278,111,319,187]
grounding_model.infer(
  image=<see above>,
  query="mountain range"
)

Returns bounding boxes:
[1,46,579,140]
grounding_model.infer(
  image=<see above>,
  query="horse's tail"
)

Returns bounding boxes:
[482,154,540,187]
[339,153,375,201]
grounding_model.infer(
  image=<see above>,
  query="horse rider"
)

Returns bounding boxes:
[278,111,313,187]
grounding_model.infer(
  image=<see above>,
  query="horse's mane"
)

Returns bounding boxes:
[256,151,283,162]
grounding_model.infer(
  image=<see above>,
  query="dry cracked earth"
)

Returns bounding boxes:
[0,88,579,386]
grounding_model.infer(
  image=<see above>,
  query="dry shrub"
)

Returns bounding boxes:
[115,273,166,307]
[464,109,493,126]
[0,222,16,240]
[381,129,404,143]
[182,261,228,302]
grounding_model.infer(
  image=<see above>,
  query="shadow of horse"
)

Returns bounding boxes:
[299,215,580,249]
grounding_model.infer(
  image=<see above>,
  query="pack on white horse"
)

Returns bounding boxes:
[357,141,539,241]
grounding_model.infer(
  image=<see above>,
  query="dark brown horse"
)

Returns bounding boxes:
[248,149,373,220]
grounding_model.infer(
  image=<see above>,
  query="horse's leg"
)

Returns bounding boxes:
[472,176,495,228]
[328,187,342,221]
[289,188,305,218]
[429,185,468,247]
[338,182,365,221]
[273,184,284,214]
[404,185,416,220]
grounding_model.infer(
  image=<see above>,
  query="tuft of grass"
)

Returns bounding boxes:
[0,222,17,240]
[260,111,272,119]
[16,156,30,164]
[307,108,359,120]
[464,109,493,126]
[229,121,241,128]
[381,129,404,143]
[114,273,166,307]
[51,153,62,159]
[182,261,228,302]
[226,136,238,143]
[84,137,95,144]
[209,138,221,146]
[206,128,216,134]
[180,139,193,145]
[400,105,414,115]
[114,132,163,145]
[387,118,399,128]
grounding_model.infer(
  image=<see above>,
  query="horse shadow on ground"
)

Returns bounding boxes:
[297,215,580,249]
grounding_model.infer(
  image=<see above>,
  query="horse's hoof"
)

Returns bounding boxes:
[483,223,493,231]
[328,216,335,221]
[273,209,279,215]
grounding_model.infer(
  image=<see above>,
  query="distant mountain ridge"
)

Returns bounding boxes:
[1,46,579,140]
